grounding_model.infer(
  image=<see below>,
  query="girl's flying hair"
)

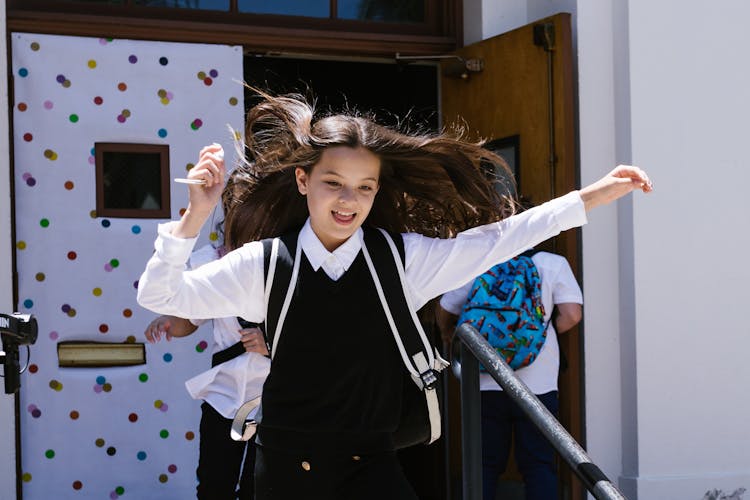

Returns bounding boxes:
[224,88,515,250]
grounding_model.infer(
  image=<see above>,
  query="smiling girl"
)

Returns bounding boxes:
[137,90,652,500]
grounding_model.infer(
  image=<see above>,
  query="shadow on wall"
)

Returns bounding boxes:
[703,488,746,500]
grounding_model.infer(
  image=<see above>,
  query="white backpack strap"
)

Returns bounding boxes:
[269,233,302,359]
[230,396,262,441]
[361,228,447,445]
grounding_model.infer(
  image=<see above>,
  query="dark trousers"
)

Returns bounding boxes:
[196,402,256,500]
[254,444,418,500]
[481,390,559,500]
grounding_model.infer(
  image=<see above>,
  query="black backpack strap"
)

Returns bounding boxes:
[263,231,298,356]
[211,238,277,367]
[361,226,448,445]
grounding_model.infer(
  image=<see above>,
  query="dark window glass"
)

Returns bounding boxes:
[134,0,230,10]
[95,143,170,218]
[237,0,329,17]
[337,0,424,22]
[55,0,125,3]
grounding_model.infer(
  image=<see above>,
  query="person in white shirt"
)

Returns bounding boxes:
[137,90,652,500]
[439,237,583,500]
[143,170,269,500]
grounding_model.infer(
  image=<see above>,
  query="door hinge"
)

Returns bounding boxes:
[533,22,555,51]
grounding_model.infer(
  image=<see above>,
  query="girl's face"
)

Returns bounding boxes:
[295,146,380,252]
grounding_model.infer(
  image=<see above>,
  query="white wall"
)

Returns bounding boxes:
[578,0,750,498]
[475,1,750,498]
[0,0,19,498]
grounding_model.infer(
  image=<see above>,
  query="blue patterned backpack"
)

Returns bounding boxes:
[456,250,548,370]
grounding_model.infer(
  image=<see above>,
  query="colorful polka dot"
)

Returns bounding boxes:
[17,241,26,250]
[49,331,59,340]
[40,219,49,228]
[72,480,83,490]
[43,149,58,160]
[49,380,63,391]
[29,364,38,373]
[45,449,55,459]
[185,431,195,440]
[30,42,40,51]
[190,118,203,130]
[158,128,168,138]
[138,373,148,382]
[128,413,138,422]
[95,438,105,447]
[18,102,28,111]
[163,353,173,362]
[101,219,111,228]
[196,340,208,353]
[22,473,32,482]
[128,55,138,64]
[88,60,97,69]
[159,56,169,65]
[23,299,33,308]
[35,272,45,281]
[106,447,116,456]
[64,181,74,190]
[168,464,177,473]
[92,288,102,297]
[70,410,80,420]
[69,114,79,123]
[99,324,108,333]
[43,100,54,110]
[18,68,28,77]
[229,97,238,106]
[158,474,168,483]
[131,225,141,234]
[122,309,132,318]
[159,429,169,439]
[23,133,33,142]
[117,82,127,91]
[137,451,147,461]
[94,96,103,105]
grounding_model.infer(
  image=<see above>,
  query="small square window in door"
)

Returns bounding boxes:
[95,142,170,218]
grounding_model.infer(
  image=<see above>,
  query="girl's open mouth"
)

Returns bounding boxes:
[332,210,356,224]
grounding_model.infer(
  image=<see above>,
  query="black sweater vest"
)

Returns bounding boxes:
[257,250,405,453]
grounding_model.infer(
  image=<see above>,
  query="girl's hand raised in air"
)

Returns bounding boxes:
[579,165,653,211]
[173,143,226,238]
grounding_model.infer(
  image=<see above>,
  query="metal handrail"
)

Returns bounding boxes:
[453,322,627,500]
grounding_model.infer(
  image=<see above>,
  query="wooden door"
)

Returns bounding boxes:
[440,13,584,500]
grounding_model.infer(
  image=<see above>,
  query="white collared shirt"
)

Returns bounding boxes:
[137,191,586,323]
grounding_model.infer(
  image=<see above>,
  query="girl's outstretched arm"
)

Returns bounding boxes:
[579,164,653,211]
[173,143,226,238]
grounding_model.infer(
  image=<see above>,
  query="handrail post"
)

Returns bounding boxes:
[459,341,483,500]
[455,323,628,500]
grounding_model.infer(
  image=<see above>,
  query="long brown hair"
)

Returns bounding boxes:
[223,88,515,250]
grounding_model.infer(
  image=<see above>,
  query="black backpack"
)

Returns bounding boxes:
[230,226,448,449]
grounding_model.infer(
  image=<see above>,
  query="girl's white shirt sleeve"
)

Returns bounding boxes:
[403,191,586,310]
[137,223,267,322]
[137,190,586,319]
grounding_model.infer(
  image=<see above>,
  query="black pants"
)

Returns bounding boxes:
[254,444,418,500]
[196,402,256,500]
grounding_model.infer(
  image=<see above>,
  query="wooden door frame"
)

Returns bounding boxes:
[439,13,586,500]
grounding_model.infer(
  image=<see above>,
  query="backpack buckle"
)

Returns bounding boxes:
[418,369,438,390]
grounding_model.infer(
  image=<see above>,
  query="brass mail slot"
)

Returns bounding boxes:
[57,341,146,367]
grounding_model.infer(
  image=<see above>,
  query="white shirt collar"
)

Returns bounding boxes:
[299,219,363,278]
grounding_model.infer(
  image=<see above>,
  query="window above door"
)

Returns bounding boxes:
[7,0,460,57]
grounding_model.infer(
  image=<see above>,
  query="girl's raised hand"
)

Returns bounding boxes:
[172,143,225,238]
[186,143,225,214]
[579,164,653,211]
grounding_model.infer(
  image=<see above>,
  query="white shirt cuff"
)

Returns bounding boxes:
[154,221,199,264]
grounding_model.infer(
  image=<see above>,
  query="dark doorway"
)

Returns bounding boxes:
[243,55,446,500]
[243,55,439,130]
